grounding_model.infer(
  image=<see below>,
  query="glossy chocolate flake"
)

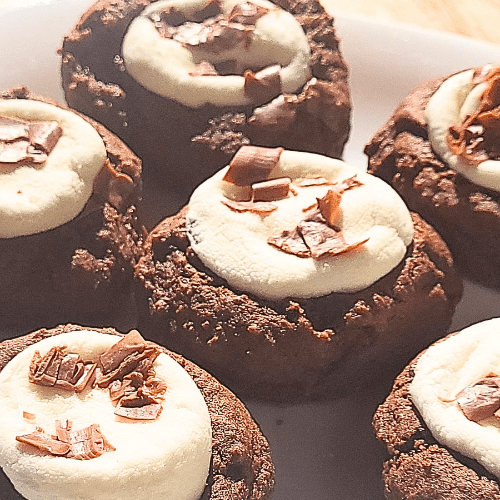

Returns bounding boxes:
[17,420,115,460]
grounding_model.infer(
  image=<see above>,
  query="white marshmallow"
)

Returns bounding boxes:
[0,99,106,238]
[122,0,311,107]
[186,150,414,299]
[411,318,500,479]
[426,68,500,192]
[0,331,212,500]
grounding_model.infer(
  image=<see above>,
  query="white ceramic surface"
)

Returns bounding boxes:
[2,2,500,499]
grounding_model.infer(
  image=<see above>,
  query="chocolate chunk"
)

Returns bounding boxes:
[222,145,283,185]
[189,60,219,77]
[221,198,278,214]
[228,1,269,24]
[456,375,500,422]
[251,177,291,201]
[244,65,282,103]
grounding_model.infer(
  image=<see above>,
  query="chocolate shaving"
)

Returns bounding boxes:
[267,177,368,259]
[221,198,278,214]
[95,331,167,420]
[115,402,163,420]
[189,60,219,77]
[456,374,500,422]
[29,346,96,393]
[228,1,269,24]
[268,227,311,257]
[317,189,341,226]
[16,427,71,456]
[18,419,116,460]
[294,176,335,187]
[244,65,282,103]
[252,177,291,201]
[222,145,283,185]
[152,1,270,58]
[0,115,62,172]
[148,6,187,33]
[27,331,167,423]
[248,95,298,129]
[447,65,500,164]
[299,218,369,259]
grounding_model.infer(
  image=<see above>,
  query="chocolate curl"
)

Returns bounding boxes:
[448,65,500,164]
[244,65,282,103]
[222,145,283,185]
[456,375,500,422]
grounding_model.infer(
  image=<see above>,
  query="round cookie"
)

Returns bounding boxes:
[0,324,275,500]
[373,318,500,500]
[366,64,500,288]
[134,146,463,401]
[0,87,144,336]
[60,0,351,209]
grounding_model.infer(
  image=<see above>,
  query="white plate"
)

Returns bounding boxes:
[1,2,500,499]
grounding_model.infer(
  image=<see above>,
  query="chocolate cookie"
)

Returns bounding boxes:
[373,318,500,500]
[60,0,351,210]
[134,146,463,401]
[0,324,274,500]
[0,87,143,336]
[366,64,500,288]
